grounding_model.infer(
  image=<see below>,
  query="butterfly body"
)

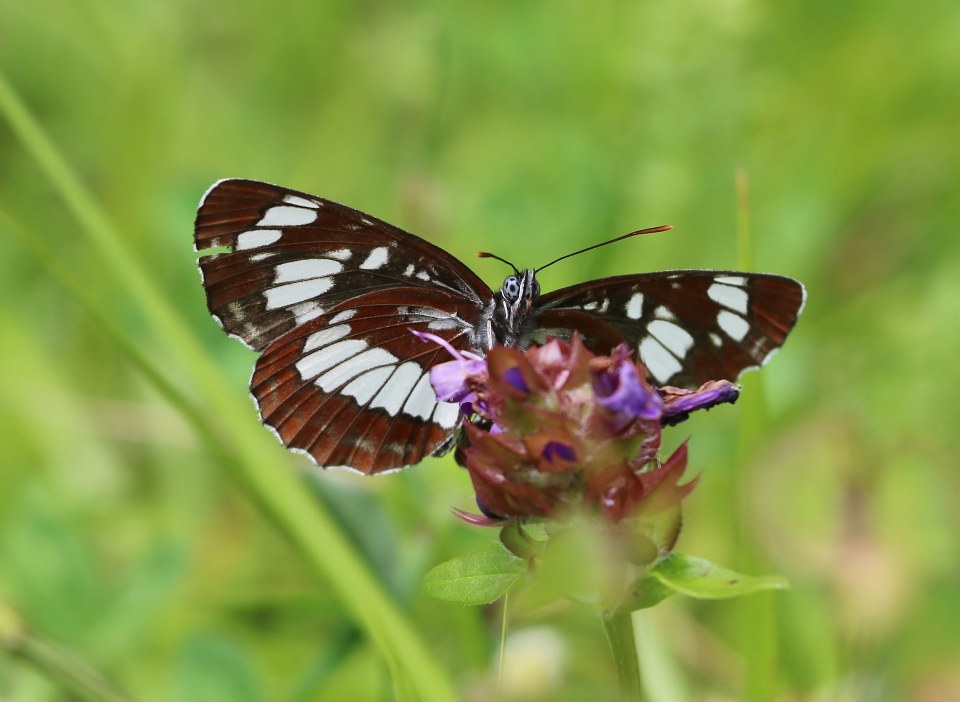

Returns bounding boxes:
[196,179,805,474]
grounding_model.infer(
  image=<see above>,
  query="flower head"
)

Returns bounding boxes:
[414,333,740,526]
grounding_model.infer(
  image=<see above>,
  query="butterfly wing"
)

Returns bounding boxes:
[535,271,805,387]
[195,179,492,473]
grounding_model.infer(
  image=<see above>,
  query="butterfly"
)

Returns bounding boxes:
[195,179,805,474]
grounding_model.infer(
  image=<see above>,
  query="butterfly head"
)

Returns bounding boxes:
[492,269,540,346]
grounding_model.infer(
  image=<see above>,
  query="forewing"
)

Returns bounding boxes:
[536,271,805,387]
[195,178,492,351]
[195,179,494,473]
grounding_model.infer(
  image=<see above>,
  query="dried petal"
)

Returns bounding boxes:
[660,380,740,426]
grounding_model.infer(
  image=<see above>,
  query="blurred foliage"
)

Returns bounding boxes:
[1,0,959,700]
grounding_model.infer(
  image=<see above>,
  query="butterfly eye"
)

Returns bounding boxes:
[502,275,520,302]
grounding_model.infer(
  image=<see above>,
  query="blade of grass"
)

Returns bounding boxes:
[734,168,778,701]
[0,67,456,702]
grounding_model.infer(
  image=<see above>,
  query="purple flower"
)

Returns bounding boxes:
[542,441,576,464]
[411,329,486,403]
[503,367,529,394]
[659,381,741,426]
[592,348,663,421]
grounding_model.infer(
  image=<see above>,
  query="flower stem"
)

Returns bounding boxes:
[602,610,643,701]
[0,602,138,702]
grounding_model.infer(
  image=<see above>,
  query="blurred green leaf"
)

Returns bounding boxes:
[621,553,788,612]
[422,543,526,605]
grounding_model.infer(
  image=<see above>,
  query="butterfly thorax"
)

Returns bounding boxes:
[490,269,541,347]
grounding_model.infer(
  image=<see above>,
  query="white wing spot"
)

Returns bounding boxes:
[415,270,431,281]
[360,246,389,270]
[264,278,334,310]
[648,320,694,359]
[327,249,352,261]
[715,275,747,286]
[599,298,610,313]
[283,194,319,209]
[291,301,324,325]
[626,293,644,320]
[296,339,367,380]
[709,332,722,347]
[257,206,318,227]
[317,348,397,391]
[403,264,415,276]
[403,373,437,420]
[761,346,780,366]
[708,283,749,314]
[248,252,275,262]
[360,217,374,226]
[432,401,460,429]
[329,309,357,324]
[583,301,598,311]
[654,305,676,321]
[275,259,343,282]
[342,366,395,405]
[639,336,682,384]
[303,324,351,353]
[718,311,750,341]
[371,362,422,416]
[237,229,282,250]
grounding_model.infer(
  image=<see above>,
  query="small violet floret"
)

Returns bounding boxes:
[592,351,663,421]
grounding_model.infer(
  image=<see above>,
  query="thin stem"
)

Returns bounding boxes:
[496,591,510,693]
[602,610,643,701]
[0,602,138,702]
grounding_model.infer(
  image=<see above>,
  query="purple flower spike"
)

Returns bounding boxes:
[594,360,663,420]
[660,380,741,426]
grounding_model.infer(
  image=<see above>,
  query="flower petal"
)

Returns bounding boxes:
[593,359,663,420]
[428,357,487,402]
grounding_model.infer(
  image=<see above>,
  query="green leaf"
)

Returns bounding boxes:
[422,544,527,605]
[620,553,788,612]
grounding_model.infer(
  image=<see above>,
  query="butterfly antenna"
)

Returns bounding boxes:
[535,224,673,273]
[477,250,520,276]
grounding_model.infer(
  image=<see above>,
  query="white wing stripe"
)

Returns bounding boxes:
[264,278,334,310]
[648,320,694,359]
[282,194,319,209]
[708,283,749,314]
[371,362,423,416]
[258,205,318,227]
[639,336,682,384]
[296,339,367,380]
[342,366,394,404]
[432,401,460,428]
[359,246,390,270]
[303,324,351,352]
[717,311,749,341]
[316,348,398,391]
[403,373,438,420]
[237,229,282,250]
[275,259,343,282]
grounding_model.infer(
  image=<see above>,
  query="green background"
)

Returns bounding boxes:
[1,1,958,700]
